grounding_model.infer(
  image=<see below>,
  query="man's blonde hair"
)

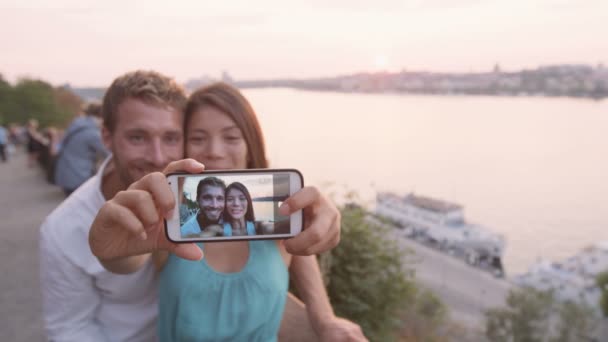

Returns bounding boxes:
[102,70,187,132]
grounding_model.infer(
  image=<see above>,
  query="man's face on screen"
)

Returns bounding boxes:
[198,185,225,223]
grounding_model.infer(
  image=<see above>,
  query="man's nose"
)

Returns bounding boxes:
[149,139,166,168]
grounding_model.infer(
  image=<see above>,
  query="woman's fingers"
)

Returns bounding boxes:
[279,186,321,216]
[282,186,341,255]
[284,208,339,255]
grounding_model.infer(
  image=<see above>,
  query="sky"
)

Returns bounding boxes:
[1,0,606,87]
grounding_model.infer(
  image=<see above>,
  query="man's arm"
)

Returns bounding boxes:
[290,255,367,341]
[40,224,107,341]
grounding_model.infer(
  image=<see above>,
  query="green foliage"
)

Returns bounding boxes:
[320,204,429,341]
[551,300,597,342]
[0,77,81,127]
[485,287,598,342]
[399,288,449,342]
[596,271,608,317]
[485,287,553,342]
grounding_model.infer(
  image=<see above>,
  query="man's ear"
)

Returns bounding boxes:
[101,126,112,151]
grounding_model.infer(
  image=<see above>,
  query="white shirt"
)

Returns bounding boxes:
[39,158,158,342]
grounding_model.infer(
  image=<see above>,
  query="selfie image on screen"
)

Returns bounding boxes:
[178,173,291,239]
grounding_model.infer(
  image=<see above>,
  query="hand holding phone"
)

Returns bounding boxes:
[164,169,304,243]
[89,159,207,268]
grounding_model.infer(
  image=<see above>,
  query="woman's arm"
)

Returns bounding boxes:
[289,255,367,341]
[290,255,334,330]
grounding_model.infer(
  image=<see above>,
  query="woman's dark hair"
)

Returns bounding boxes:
[184,82,268,169]
[223,182,255,222]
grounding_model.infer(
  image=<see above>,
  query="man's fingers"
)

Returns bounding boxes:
[103,201,146,238]
[164,242,204,261]
[129,172,176,219]
[279,186,321,215]
[162,158,205,175]
[113,190,161,229]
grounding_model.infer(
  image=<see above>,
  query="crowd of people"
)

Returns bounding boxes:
[31,70,367,341]
[1,103,108,196]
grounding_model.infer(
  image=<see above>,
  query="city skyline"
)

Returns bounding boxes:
[1,0,607,87]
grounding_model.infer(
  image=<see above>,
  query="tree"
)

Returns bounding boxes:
[0,77,81,127]
[551,300,597,342]
[597,271,608,317]
[319,203,446,341]
[485,287,598,342]
[485,287,553,342]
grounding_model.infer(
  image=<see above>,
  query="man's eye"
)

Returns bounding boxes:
[165,135,180,144]
[129,135,144,143]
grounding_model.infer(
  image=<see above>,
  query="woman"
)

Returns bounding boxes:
[89,82,365,341]
[223,182,256,236]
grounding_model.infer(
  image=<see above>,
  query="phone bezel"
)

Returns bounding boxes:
[164,168,304,243]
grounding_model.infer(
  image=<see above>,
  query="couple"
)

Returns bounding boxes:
[40,70,366,341]
[181,177,257,238]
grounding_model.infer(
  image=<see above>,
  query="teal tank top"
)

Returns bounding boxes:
[158,241,289,342]
[223,221,256,236]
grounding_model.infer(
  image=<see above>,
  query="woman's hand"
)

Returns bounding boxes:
[281,186,341,255]
[89,159,206,272]
[318,317,367,342]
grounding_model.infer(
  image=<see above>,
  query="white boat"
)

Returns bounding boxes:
[375,192,506,273]
[514,243,608,311]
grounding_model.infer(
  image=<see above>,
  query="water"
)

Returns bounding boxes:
[243,88,608,275]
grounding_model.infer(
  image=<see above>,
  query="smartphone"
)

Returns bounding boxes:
[165,169,303,243]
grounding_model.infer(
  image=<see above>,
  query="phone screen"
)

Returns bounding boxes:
[166,170,303,242]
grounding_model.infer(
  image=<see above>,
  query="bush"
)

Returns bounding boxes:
[320,203,446,341]
[484,287,598,342]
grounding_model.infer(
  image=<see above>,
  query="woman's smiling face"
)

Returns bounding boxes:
[226,187,247,221]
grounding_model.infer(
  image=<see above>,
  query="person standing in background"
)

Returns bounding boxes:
[53,103,109,196]
[0,123,8,162]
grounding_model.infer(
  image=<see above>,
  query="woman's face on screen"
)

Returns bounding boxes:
[185,106,248,170]
[226,188,247,220]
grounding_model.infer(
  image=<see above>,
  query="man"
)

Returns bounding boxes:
[180,176,226,237]
[53,102,109,195]
[40,70,364,341]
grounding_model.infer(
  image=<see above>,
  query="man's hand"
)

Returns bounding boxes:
[318,317,368,342]
[281,187,340,255]
[89,159,205,270]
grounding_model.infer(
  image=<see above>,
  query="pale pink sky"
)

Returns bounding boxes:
[1,0,606,87]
